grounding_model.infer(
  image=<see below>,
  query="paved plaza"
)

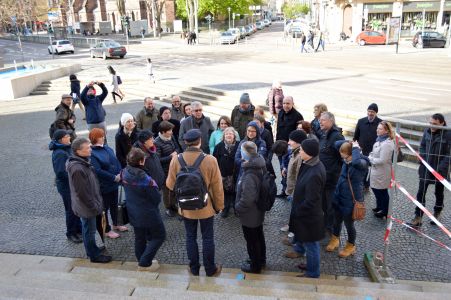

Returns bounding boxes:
[0,22,450,282]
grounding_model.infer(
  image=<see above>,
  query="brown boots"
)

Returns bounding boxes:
[326,235,356,258]
[407,216,423,228]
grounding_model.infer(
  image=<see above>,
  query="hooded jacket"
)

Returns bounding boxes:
[276,108,304,142]
[319,125,345,188]
[333,141,370,215]
[80,83,108,124]
[235,155,267,228]
[234,122,267,178]
[231,104,255,140]
[66,155,103,218]
[49,140,71,192]
[135,107,159,131]
[90,144,122,194]
[133,141,165,189]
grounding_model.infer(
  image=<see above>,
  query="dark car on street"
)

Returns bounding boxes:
[90,40,127,59]
[412,31,446,48]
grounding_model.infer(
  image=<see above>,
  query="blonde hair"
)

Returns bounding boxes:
[314,103,328,115]
[380,121,395,139]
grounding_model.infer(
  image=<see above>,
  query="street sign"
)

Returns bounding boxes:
[48,11,59,21]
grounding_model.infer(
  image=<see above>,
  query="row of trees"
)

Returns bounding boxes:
[282,2,309,19]
[0,0,47,33]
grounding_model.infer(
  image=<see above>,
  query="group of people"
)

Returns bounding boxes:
[49,76,450,277]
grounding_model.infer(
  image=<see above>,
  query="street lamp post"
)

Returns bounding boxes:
[233,13,235,28]
[228,7,231,29]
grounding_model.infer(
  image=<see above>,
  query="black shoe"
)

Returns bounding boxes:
[374,211,387,219]
[430,212,441,225]
[67,235,83,244]
[241,262,261,274]
[372,207,380,213]
[245,259,266,269]
[166,209,176,217]
[277,192,288,198]
[90,255,112,263]
[221,210,229,218]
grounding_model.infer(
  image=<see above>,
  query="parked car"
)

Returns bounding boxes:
[238,26,247,37]
[90,40,127,59]
[263,19,270,27]
[356,31,386,45]
[256,21,265,30]
[48,40,74,55]
[219,32,236,44]
[412,31,446,48]
[250,24,257,33]
[227,28,241,41]
[244,25,253,35]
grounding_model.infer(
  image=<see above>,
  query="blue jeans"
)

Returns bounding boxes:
[57,186,81,237]
[80,216,101,260]
[304,241,320,278]
[278,156,287,193]
[134,221,166,267]
[183,216,216,276]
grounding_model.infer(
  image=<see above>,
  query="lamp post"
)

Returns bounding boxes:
[228,7,231,29]
[205,14,212,45]
[232,13,235,28]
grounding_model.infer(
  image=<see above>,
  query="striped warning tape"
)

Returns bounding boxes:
[396,133,451,192]
[384,218,393,243]
[394,181,451,238]
[390,216,451,252]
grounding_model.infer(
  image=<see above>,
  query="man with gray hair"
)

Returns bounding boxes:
[135,97,159,131]
[318,112,344,233]
[170,95,184,121]
[179,101,214,153]
[66,138,112,263]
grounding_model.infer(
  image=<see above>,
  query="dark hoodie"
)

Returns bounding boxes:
[319,125,345,188]
[49,140,71,192]
[70,79,81,99]
[235,121,267,169]
[80,83,108,124]
[235,155,266,228]
[133,141,165,189]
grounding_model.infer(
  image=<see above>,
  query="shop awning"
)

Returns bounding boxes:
[364,3,393,13]
[403,1,440,12]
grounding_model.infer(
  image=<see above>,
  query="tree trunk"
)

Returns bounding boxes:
[187,0,194,32]
[193,0,198,40]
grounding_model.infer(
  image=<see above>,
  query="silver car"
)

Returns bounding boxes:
[219,32,236,44]
[90,40,127,60]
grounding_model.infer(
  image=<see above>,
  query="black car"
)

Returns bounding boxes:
[412,31,446,48]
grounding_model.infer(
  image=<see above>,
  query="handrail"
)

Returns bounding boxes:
[380,115,451,131]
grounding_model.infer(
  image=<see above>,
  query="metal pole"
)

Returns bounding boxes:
[228,7,231,29]
[383,122,400,271]
[396,11,403,54]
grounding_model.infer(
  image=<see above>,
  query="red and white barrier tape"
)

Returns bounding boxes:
[395,181,451,238]
[384,218,393,243]
[390,216,451,252]
[396,133,451,192]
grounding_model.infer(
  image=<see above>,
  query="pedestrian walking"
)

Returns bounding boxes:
[154,121,182,217]
[326,141,369,258]
[166,129,224,277]
[315,31,325,52]
[235,141,267,274]
[135,97,159,131]
[179,102,215,153]
[108,65,124,103]
[147,58,155,83]
[80,81,108,134]
[54,94,77,141]
[408,113,450,227]
[300,32,307,53]
[369,121,395,219]
[289,139,326,278]
[266,81,284,118]
[213,127,239,218]
[115,113,139,168]
[49,129,82,243]
[66,138,112,263]
[89,128,126,240]
[122,148,166,272]
[69,74,85,120]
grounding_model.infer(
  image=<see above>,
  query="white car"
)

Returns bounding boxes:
[48,40,75,55]
[227,28,241,41]
[219,32,236,44]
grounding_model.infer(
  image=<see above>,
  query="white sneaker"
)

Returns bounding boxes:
[280,225,289,232]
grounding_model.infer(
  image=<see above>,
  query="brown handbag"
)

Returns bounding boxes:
[347,169,366,221]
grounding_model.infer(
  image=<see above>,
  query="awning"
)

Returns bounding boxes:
[403,1,440,12]
[364,3,393,13]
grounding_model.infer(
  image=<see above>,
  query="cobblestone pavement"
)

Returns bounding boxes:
[0,96,449,283]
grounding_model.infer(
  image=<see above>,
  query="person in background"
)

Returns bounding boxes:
[408,113,450,227]
[181,103,192,122]
[326,141,369,258]
[122,148,165,271]
[266,80,284,118]
[89,128,126,239]
[80,81,108,134]
[311,103,328,139]
[54,94,77,141]
[69,74,85,119]
[107,65,124,103]
[253,114,274,162]
[369,121,395,219]
[209,116,239,154]
[147,58,155,83]
[297,120,317,140]
[115,113,139,168]
[66,138,112,263]
[152,106,181,140]
[255,105,274,138]
[170,96,184,121]
[49,129,82,243]
[289,139,326,278]
[154,121,182,217]
[231,93,255,140]
[135,97,159,131]
[213,127,239,218]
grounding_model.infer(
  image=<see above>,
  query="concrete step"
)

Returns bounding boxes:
[29,91,49,96]
[191,86,227,96]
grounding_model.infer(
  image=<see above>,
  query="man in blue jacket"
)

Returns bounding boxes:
[81,81,108,135]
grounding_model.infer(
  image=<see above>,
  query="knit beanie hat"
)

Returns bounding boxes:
[367,103,378,113]
[301,138,319,157]
[240,93,251,104]
[120,113,134,126]
[289,130,307,145]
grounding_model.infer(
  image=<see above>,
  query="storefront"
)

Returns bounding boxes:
[401,1,440,36]
[364,3,393,32]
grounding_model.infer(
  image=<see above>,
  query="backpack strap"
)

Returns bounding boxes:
[192,153,206,169]
[177,154,188,169]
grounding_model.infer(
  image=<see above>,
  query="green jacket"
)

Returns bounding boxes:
[231,104,255,140]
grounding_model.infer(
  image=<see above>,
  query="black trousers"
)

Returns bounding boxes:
[333,209,356,244]
[102,189,119,232]
[416,179,445,216]
[242,225,266,271]
[322,187,335,232]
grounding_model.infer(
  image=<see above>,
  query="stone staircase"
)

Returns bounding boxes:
[0,253,449,299]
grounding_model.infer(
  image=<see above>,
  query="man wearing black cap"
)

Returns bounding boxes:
[290,138,326,278]
[166,129,224,277]
[231,93,255,140]
[354,103,382,191]
[54,94,77,141]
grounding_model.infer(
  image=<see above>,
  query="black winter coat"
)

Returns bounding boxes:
[49,141,71,193]
[133,142,165,189]
[319,126,345,189]
[154,135,181,176]
[276,108,304,141]
[122,166,164,229]
[213,141,239,178]
[115,126,139,168]
[152,119,180,140]
[289,156,326,243]
[70,79,81,100]
[353,116,382,156]
[419,128,451,181]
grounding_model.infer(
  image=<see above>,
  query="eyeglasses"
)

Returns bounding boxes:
[247,130,257,133]
[193,109,202,112]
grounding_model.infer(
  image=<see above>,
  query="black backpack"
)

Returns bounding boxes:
[256,170,277,211]
[174,153,208,210]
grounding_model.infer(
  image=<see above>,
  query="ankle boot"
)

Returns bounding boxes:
[407,216,422,227]
[326,235,339,252]
[430,211,441,225]
[338,242,356,258]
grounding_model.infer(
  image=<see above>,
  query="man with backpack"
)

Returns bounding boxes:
[235,141,275,274]
[166,129,224,277]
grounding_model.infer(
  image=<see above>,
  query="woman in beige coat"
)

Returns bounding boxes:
[369,121,395,219]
